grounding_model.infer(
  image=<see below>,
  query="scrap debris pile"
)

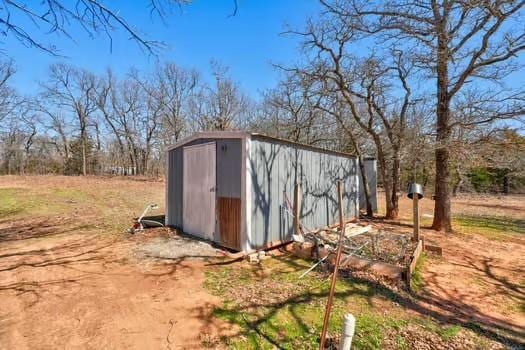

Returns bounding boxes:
[291,221,416,286]
[295,222,416,267]
[341,228,417,266]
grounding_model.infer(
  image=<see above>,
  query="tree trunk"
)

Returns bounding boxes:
[77,106,88,176]
[432,145,452,231]
[390,150,401,219]
[142,149,149,176]
[358,156,374,217]
[343,126,373,217]
[452,164,463,197]
[431,38,453,232]
[376,146,395,219]
[81,133,87,176]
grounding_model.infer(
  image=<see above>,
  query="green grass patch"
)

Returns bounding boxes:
[440,325,462,341]
[0,188,26,216]
[204,256,480,349]
[205,267,234,296]
[454,215,525,240]
[0,187,85,219]
[0,188,55,217]
[418,318,461,341]
[0,183,158,235]
[53,188,90,202]
[410,253,427,293]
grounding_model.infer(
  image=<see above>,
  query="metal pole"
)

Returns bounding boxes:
[319,181,345,349]
[339,313,356,350]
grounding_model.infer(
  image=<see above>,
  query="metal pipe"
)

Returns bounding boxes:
[319,181,346,349]
[339,314,356,350]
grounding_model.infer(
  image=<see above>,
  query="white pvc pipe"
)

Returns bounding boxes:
[339,313,356,350]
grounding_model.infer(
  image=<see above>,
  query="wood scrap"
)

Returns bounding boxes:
[424,244,443,256]
[406,239,424,289]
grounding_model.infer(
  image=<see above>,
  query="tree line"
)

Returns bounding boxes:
[0,60,250,177]
[1,0,524,232]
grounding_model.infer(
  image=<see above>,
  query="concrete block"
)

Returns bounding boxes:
[247,253,259,264]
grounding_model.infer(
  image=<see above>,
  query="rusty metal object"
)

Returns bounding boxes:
[319,181,346,349]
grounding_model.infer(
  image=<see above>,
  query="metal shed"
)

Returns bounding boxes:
[165,131,377,252]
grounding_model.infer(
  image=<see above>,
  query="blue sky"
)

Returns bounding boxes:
[4,0,321,98]
[4,0,524,113]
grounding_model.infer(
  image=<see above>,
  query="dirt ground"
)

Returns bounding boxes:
[0,176,233,350]
[377,192,525,345]
[0,176,524,348]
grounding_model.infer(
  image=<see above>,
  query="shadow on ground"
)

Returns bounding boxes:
[208,254,524,349]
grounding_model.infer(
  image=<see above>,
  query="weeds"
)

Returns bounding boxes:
[204,256,486,349]
[410,253,427,293]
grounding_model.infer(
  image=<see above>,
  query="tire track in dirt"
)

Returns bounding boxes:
[0,229,234,349]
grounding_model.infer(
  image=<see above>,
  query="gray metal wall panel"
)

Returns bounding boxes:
[215,139,242,199]
[166,138,242,230]
[358,159,378,212]
[249,137,358,249]
[166,147,183,227]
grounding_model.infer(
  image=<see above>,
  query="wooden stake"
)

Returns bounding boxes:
[406,239,423,289]
[319,181,345,349]
[413,195,420,242]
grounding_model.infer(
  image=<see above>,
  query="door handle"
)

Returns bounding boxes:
[210,187,216,192]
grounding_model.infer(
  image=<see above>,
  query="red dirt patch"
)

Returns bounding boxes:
[375,192,525,345]
[0,221,233,349]
[421,228,525,343]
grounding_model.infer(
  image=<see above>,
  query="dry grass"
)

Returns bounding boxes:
[0,177,523,349]
[0,175,165,235]
[0,176,234,350]
[377,191,525,241]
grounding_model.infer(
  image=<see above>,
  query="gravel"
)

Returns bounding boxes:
[134,234,218,260]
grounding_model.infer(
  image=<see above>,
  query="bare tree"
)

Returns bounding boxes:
[0,1,190,55]
[93,69,127,169]
[40,64,98,175]
[18,104,39,174]
[282,15,415,219]
[140,76,163,174]
[0,60,18,125]
[146,63,199,146]
[108,76,143,174]
[39,107,72,171]
[96,71,162,175]
[191,62,249,131]
[261,74,332,145]
[317,0,525,231]
[315,94,377,216]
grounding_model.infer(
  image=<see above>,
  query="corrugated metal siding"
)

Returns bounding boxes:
[249,137,358,249]
[166,146,183,226]
[166,138,242,229]
[215,139,242,199]
[359,159,378,212]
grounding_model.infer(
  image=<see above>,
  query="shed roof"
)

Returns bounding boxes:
[166,131,359,159]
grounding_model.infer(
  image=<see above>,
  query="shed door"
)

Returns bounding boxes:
[183,142,216,241]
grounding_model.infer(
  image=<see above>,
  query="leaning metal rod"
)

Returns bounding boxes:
[299,242,369,280]
[339,242,369,267]
[298,254,331,279]
[319,181,346,349]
